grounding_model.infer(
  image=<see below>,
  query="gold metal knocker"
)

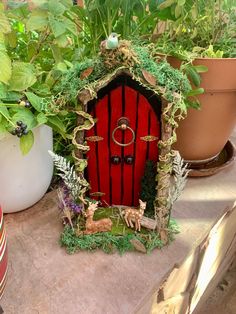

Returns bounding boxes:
[112,117,135,147]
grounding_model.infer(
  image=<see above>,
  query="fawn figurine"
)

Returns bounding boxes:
[84,201,113,235]
[122,199,146,232]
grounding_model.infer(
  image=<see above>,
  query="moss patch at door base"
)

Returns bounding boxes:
[60,207,179,255]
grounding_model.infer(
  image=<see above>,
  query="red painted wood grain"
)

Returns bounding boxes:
[86,81,160,206]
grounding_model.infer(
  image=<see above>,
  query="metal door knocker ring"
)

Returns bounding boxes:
[112,117,135,147]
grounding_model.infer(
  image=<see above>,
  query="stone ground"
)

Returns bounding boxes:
[1,129,236,313]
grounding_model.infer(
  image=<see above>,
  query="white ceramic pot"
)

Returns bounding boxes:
[0,125,53,213]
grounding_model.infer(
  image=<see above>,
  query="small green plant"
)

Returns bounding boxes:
[0,0,81,154]
[72,0,171,59]
[156,0,236,58]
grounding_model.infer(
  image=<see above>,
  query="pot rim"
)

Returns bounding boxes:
[158,53,236,62]
[193,57,236,61]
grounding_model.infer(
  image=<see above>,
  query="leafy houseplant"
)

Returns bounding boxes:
[0,0,169,156]
[155,0,236,164]
[72,0,180,59]
[0,0,81,212]
[0,0,81,154]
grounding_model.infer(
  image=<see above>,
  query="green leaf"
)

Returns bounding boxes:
[0,105,10,120]
[26,9,48,31]
[49,16,66,37]
[24,92,43,112]
[186,88,204,97]
[6,31,17,48]
[0,117,9,140]
[60,0,73,8]
[193,65,208,73]
[11,108,37,130]
[158,0,175,10]
[64,60,73,69]
[175,5,182,18]
[48,0,66,15]
[178,0,186,5]
[0,32,5,47]
[0,13,11,34]
[55,62,67,72]
[185,66,201,87]
[54,34,69,47]
[63,17,77,35]
[27,40,38,60]
[186,98,201,109]
[0,51,11,84]
[15,21,25,33]
[45,71,56,87]
[36,112,48,125]
[20,130,34,155]
[9,62,37,91]
[215,50,224,58]
[30,0,47,6]
[0,83,7,99]
[51,44,63,63]
[47,115,66,138]
[3,91,21,102]
[30,83,51,96]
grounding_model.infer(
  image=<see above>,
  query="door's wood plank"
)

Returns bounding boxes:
[110,86,123,205]
[133,93,150,206]
[148,107,160,162]
[123,86,137,205]
[86,78,161,206]
[95,95,110,205]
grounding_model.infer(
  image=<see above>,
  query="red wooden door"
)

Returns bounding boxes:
[85,76,161,206]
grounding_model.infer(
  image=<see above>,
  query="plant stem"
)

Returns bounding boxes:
[29,28,49,64]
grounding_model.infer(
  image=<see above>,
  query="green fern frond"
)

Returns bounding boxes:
[169,151,189,206]
[48,150,80,200]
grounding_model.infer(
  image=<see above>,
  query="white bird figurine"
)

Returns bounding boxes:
[101,33,120,50]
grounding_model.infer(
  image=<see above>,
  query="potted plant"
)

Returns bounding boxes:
[155,0,236,165]
[0,0,79,212]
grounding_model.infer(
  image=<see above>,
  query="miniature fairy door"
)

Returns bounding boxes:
[85,75,161,206]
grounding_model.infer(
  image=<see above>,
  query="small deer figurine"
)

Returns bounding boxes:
[123,199,146,232]
[84,201,113,235]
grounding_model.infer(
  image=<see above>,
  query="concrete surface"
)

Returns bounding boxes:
[196,258,236,314]
[1,130,236,314]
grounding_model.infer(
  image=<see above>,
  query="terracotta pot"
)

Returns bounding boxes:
[167,56,236,162]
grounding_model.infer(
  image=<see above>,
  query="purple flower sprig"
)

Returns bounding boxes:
[61,184,83,214]
[66,199,83,213]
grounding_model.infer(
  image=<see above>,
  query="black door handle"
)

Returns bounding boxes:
[124,155,134,165]
[111,155,121,165]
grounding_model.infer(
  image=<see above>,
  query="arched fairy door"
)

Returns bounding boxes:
[85,75,161,206]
